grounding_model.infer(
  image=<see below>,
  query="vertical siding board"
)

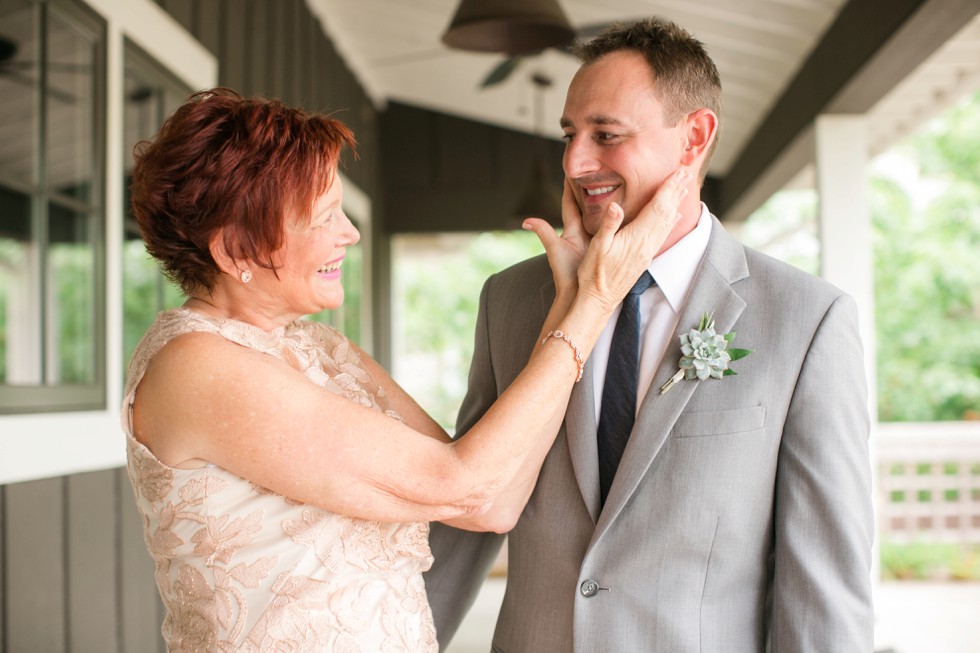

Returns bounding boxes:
[160,0,194,33]
[289,0,304,106]
[247,0,270,96]
[1,485,6,653]
[298,0,314,108]
[5,478,66,653]
[222,0,248,94]
[312,26,331,113]
[286,0,294,103]
[116,469,164,653]
[67,470,120,652]
[193,0,222,60]
[270,0,287,101]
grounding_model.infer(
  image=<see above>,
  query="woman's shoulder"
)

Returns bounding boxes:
[126,308,226,378]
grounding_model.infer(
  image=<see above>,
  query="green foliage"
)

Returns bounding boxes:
[880,541,980,581]
[0,238,15,382]
[122,240,184,377]
[393,231,543,430]
[51,243,95,383]
[737,189,819,276]
[742,90,980,422]
[872,90,980,422]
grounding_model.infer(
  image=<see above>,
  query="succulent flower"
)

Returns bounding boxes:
[680,321,732,380]
[660,313,752,394]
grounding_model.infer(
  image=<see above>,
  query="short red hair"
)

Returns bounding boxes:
[130,87,356,293]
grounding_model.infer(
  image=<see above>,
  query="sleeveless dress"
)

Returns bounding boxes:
[122,307,438,652]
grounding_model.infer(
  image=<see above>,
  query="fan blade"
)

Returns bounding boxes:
[480,55,525,88]
[555,21,620,56]
[577,21,618,40]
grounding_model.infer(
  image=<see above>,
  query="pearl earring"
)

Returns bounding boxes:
[240,269,253,283]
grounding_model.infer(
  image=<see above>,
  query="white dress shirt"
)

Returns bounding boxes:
[591,203,713,421]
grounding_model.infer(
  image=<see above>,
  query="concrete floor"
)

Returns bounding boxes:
[444,579,980,653]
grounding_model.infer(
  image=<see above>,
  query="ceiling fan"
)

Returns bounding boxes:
[0,34,89,102]
[477,22,614,89]
[440,0,619,88]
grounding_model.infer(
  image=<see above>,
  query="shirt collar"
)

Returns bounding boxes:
[649,202,712,312]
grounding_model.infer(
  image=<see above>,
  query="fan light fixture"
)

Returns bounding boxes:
[442,0,575,55]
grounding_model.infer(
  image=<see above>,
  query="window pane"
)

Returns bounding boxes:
[121,42,191,378]
[122,238,182,371]
[341,236,363,341]
[48,203,95,383]
[46,8,96,204]
[0,0,39,188]
[391,231,542,431]
[0,0,106,413]
[0,187,36,384]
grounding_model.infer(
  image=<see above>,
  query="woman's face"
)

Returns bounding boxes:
[252,174,360,319]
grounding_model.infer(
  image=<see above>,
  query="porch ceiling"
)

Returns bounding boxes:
[309,0,980,221]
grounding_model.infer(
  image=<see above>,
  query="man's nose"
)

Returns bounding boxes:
[562,138,600,179]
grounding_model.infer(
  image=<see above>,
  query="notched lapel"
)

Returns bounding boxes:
[592,219,750,539]
[536,274,602,523]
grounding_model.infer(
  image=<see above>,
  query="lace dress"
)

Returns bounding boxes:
[122,308,438,652]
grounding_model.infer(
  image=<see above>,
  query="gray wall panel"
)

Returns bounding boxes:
[193,0,223,61]
[222,0,248,94]
[67,470,119,653]
[5,478,66,653]
[1,486,5,653]
[159,0,194,33]
[248,0,272,97]
[116,469,165,653]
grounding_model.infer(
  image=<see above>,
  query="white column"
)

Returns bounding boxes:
[815,114,876,389]
[814,114,883,629]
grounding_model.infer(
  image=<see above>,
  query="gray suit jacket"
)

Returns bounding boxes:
[425,216,874,652]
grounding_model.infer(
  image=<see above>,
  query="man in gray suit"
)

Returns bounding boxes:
[425,17,874,653]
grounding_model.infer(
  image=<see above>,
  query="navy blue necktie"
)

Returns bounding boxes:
[597,271,654,507]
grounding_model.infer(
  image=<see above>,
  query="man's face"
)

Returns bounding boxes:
[561,50,688,235]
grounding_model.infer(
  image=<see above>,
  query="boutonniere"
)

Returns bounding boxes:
[659,312,752,394]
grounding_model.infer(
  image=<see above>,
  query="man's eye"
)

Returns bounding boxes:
[596,132,618,142]
[561,133,574,143]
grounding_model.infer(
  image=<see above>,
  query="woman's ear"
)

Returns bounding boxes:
[680,108,718,168]
[208,229,239,278]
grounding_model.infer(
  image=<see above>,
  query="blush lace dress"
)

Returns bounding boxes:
[123,308,438,652]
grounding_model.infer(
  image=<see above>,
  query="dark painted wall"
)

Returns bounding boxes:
[153,0,379,197]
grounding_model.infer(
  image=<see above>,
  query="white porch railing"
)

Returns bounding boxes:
[876,421,980,544]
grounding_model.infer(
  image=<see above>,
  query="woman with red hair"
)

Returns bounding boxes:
[124,87,686,651]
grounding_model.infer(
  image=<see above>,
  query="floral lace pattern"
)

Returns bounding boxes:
[123,308,437,652]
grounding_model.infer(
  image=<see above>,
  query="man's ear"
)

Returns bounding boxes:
[680,108,718,168]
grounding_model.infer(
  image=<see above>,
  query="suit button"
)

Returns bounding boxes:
[580,579,599,597]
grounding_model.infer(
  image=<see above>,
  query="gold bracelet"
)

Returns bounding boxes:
[542,329,585,382]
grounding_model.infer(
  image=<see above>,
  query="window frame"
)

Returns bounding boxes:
[0,0,216,484]
[0,0,108,414]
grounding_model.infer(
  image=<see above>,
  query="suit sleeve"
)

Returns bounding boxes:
[770,293,875,651]
[424,278,506,650]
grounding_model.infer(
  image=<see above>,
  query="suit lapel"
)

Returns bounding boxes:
[566,358,601,523]
[536,276,603,523]
[592,218,750,540]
